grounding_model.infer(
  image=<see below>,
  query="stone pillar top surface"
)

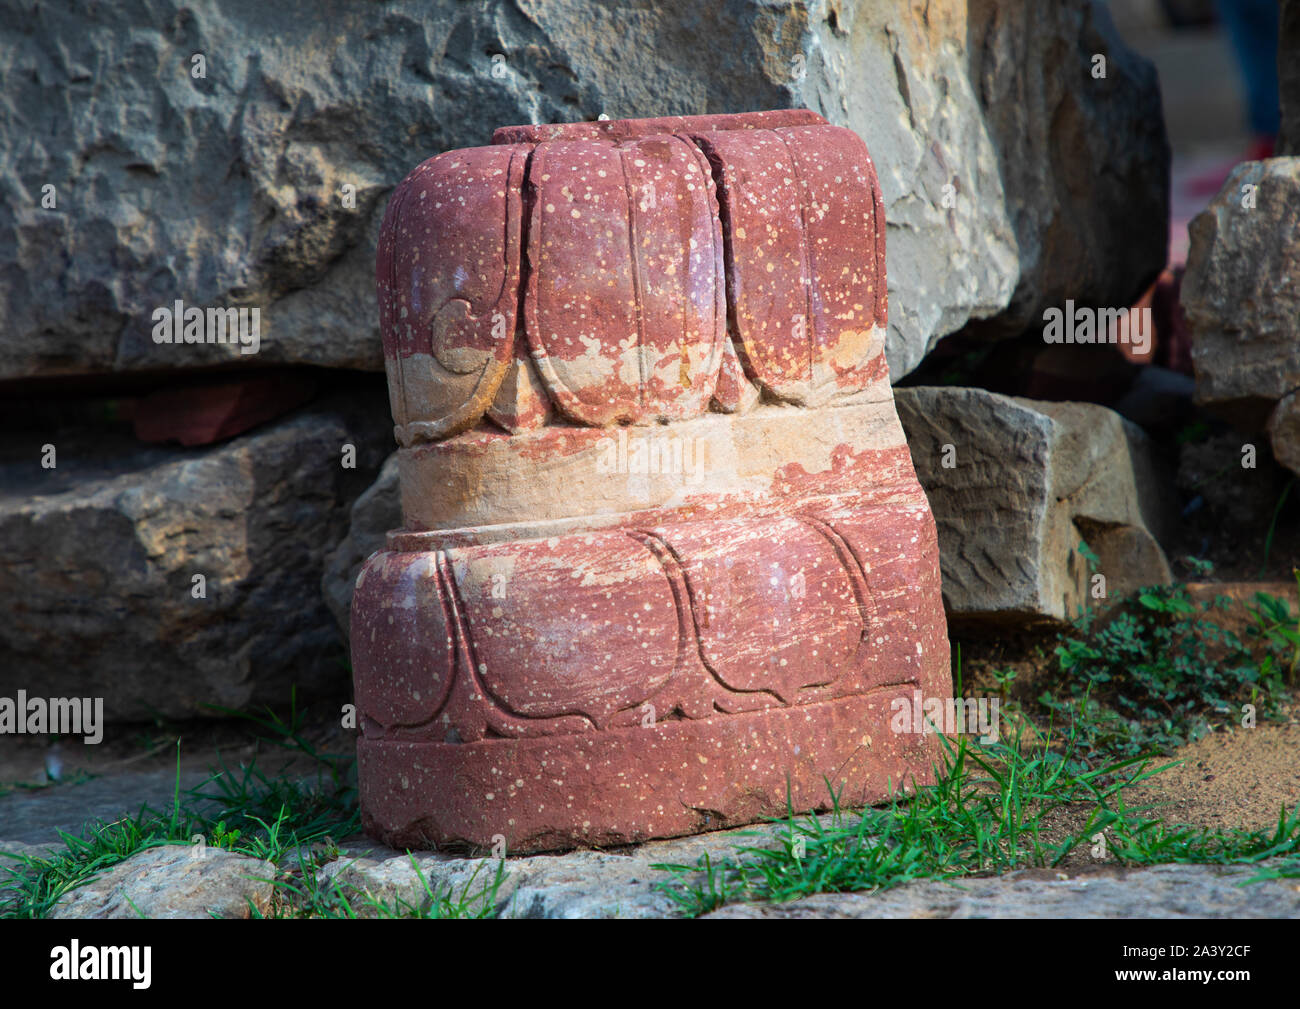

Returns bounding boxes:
[376,109,889,448]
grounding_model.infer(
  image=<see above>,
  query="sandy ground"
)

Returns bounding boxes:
[1129,715,1300,833]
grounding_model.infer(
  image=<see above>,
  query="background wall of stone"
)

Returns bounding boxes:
[0,0,1173,721]
[1,0,1168,382]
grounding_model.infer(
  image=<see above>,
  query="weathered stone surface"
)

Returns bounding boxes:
[1183,158,1300,428]
[318,824,793,918]
[895,387,1175,624]
[955,0,1169,340]
[0,399,389,722]
[1184,157,1300,475]
[1268,390,1300,476]
[705,862,1300,919]
[376,143,527,442]
[0,769,219,847]
[14,823,1300,919]
[354,113,950,852]
[322,453,401,643]
[50,845,273,920]
[317,834,1300,919]
[396,393,916,531]
[380,114,885,442]
[359,406,948,853]
[521,132,726,426]
[1,0,1165,384]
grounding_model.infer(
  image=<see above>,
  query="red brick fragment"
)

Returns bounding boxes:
[132,373,317,446]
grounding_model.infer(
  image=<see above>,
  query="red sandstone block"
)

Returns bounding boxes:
[524,134,726,425]
[375,144,528,442]
[360,110,949,853]
[377,111,890,445]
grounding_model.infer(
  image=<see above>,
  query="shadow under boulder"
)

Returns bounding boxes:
[0,397,390,723]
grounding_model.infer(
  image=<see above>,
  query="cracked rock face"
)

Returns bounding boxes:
[896,387,1175,624]
[1182,158,1300,476]
[1,0,1165,383]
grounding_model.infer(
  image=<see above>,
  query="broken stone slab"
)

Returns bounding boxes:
[2,0,1165,385]
[895,387,1175,625]
[704,861,1300,919]
[317,826,792,919]
[49,845,274,919]
[0,398,389,722]
[355,112,950,853]
[1182,158,1300,430]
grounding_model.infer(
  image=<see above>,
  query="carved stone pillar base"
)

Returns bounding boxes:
[359,688,941,852]
[354,109,951,852]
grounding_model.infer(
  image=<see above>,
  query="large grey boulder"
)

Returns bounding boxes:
[895,387,1175,624]
[1182,157,1300,474]
[0,0,1166,383]
[0,399,389,722]
[952,0,1170,342]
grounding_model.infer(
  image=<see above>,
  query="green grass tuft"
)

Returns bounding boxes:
[651,727,1300,917]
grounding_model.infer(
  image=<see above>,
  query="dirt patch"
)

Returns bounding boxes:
[1127,713,1300,833]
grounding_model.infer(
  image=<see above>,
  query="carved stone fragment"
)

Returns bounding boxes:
[354,110,951,852]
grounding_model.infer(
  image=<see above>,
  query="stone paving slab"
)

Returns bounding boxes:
[705,862,1300,918]
[319,832,1300,919]
[0,769,223,846]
